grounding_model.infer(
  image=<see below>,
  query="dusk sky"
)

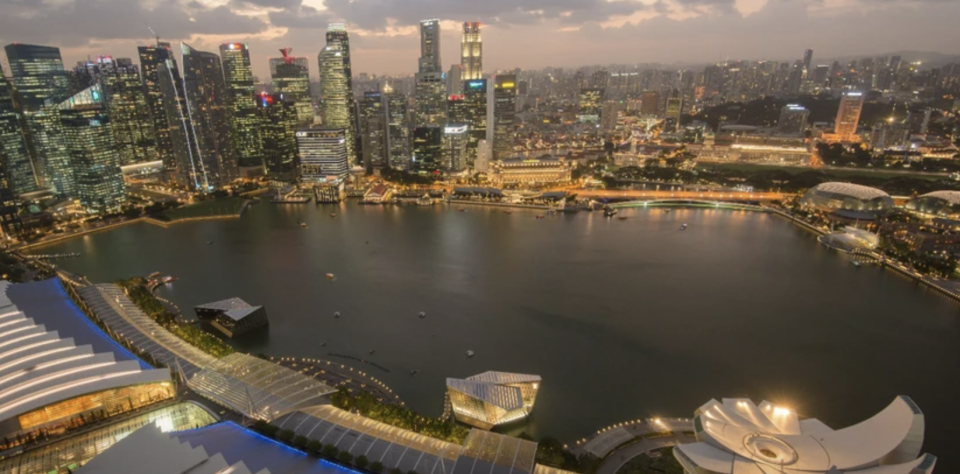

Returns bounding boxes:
[1,0,958,81]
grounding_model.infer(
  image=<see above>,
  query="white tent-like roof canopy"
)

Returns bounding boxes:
[674,396,936,474]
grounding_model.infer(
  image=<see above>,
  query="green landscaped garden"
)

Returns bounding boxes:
[162,197,247,221]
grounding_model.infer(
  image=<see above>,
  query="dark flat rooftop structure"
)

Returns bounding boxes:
[196,297,254,312]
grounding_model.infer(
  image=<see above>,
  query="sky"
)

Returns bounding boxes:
[0,0,958,82]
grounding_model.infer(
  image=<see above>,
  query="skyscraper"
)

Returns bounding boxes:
[319,38,355,165]
[177,42,236,189]
[833,91,864,142]
[640,91,660,117]
[416,19,446,127]
[270,48,313,125]
[220,43,262,170]
[462,79,487,166]
[461,23,482,81]
[297,129,348,182]
[6,43,71,191]
[384,87,409,170]
[447,65,463,96]
[359,91,387,170]
[411,126,442,173]
[257,93,298,180]
[493,75,517,160]
[778,104,810,135]
[325,24,358,166]
[4,44,70,112]
[97,57,157,166]
[442,124,469,172]
[803,49,814,77]
[58,85,126,214]
[0,71,36,196]
[138,42,178,170]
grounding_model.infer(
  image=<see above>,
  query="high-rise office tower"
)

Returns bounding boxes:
[416,19,446,127]
[138,42,178,170]
[475,139,491,173]
[803,49,814,76]
[665,97,683,132]
[462,79,487,166]
[492,75,516,160]
[419,19,442,73]
[384,86,409,170]
[447,94,468,125]
[640,91,660,117]
[359,91,387,171]
[326,24,358,165]
[778,104,810,135]
[578,88,603,123]
[58,85,126,214]
[4,44,71,112]
[6,43,72,191]
[461,22,482,81]
[319,38,356,166]
[177,42,236,189]
[220,43,263,170]
[834,91,864,142]
[257,93,298,180]
[0,71,36,196]
[411,126,442,173]
[601,101,621,132]
[448,65,463,96]
[97,57,157,166]
[297,128,348,182]
[270,48,313,125]
[442,124,469,172]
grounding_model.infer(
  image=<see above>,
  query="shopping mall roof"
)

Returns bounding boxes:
[811,182,890,200]
[188,353,336,421]
[451,430,538,474]
[273,404,462,474]
[0,281,170,429]
[914,190,960,205]
[675,396,936,474]
[79,421,346,474]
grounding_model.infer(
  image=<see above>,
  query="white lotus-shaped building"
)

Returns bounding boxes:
[674,396,936,474]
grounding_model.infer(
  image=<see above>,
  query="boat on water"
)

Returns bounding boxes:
[299,221,308,229]
[368,350,376,355]
[206,240,214,245]
[410,370,419,376]
[162,276,177,283]
[535,215,545,220]
[329,213,337,218]
[851,260,862,267]
[325,273,336,280]
[465,350,475,358]
[148,271,162,279]
[680,223,688,230]
[617,216,628,221]
[458,208,467,212]
[503,210,513,214]
[320,341,327,347]
[603,207,618,217]
[334,312,341,318]
[419,311,426,319]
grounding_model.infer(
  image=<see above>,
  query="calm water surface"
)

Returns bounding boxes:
[34,203,960,468]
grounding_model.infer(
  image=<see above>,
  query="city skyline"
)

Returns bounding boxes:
[1,0,958,81]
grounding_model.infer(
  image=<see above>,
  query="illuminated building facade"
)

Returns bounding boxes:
[800,182,893,219]
[385,88,409,170]
[905,191,960,219]
[137,42,178,170]
[777,104,809,135]
[319,38,356,166]
[461,22,483,81]
[97,57,157,166]
[270,48,313,125]
[578,88,603,123]
[442,124,469,172]
[493,75,517,160]
[674,397,936,474]
[180,42,237,189]
[830,91,864,142]
[416,19,446,127]
[0,71,37,196]
[297,128,348,182]
[412,126,442,174]
[359,91,387,170]
[665,97,683,131]
[257,93,298,180]
[0,280,173,449]
[326,24,358,165]
[490,156,572,186]
[463,79,487,166]
[446,372,541,430]
[58,85,127,214]
[4,43,70,112]
[220,43,263,170]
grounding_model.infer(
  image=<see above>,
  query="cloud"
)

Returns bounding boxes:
[268,4,333,29]
[0,0,267,47]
